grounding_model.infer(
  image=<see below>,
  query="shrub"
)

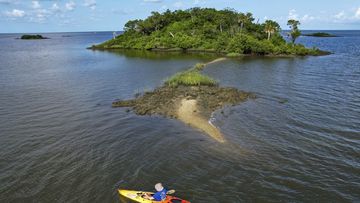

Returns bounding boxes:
[165,70,217,87]
[194,63,205,70]
[226,52,242,57]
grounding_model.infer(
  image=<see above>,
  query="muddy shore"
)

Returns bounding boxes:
[113,85,255,141]
[113,85,254,118]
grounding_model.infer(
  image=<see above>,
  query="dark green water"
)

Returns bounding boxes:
[0,31,359,202]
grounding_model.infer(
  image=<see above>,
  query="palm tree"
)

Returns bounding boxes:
[264,20,280,40]
[237,12,254,33]
[287,19,301,44]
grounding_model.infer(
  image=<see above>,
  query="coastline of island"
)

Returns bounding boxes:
[91,8,330,57]
[103,8,332,142]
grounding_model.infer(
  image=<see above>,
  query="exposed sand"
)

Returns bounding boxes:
[204,57,227,66]
[177,99,225,143]
[112,58,255,143]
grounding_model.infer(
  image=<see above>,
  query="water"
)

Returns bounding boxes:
[0,31,359,202]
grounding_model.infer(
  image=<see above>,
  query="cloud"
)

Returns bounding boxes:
[52,3,61,13]
[288,9,298,20]
[161,5,168,10]
[143,0,162,3]
[32,1,41,9]
[30,9,52,23]
[301,14,315,22]
[65,1,76,11]
[173,1,184,8]
[355,7,360,19]
[287,9,315,23]
[334,11,346,20]
[84,0,96,10]
[331,8,360,23]
[112,9,132,15]
[194,0,206,5]
[4,9,25,18]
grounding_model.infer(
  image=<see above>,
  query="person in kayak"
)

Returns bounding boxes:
[143,183,167,201]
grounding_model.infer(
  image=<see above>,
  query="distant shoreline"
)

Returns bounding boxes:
[302,32,339,37]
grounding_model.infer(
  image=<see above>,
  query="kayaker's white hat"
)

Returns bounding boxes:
[155,183,164,192]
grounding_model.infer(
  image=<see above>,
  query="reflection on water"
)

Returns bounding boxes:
[0,31,359,202]
[94,48,219,61]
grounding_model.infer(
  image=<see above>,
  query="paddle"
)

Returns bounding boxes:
[167,190,175,195]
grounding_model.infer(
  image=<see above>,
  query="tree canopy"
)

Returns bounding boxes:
[94,8,324,56]
[287,19,301,44]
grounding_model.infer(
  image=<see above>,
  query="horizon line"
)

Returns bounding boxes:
[1,29,360,34]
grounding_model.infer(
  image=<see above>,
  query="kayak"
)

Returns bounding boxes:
[118,189,190,203]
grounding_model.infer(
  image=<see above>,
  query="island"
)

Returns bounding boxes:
[303,32,338,37]
[92,8,329,56]
[20,34,48,40]
[103,8,330,142]
[112,60,255,142]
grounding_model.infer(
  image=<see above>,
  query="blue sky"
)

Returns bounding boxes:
[1,0,360,33]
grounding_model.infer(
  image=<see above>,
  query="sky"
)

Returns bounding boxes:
[1,0,360,33]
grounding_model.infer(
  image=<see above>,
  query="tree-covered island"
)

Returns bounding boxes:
[20,34,48,40]
[93,8,329,56]
[302,32,339,37]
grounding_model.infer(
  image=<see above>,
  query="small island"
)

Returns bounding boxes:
[20,34,48,40]
[112,60,255,142]
[104,8,332,142]
[303,32,338,37]
[92,8,329,56]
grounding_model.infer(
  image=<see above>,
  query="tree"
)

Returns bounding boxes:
[96,8,322,56]
[237,12,254,34]
[287,19,301,44]
[124,20,140,31]
[264,20,280,40]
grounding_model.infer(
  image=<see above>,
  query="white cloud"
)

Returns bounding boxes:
[355,7,360,19]
[288,9,298,20]
[194,0,206,5]
[32,1,41,9]
[331,8,360,23]
[301,14,315,22]
[112,9,132,15]
[161,5,168,11]
[173,1,183,8]
[84,0,96,10]
[143,0,162,3]
[32,9,50,23]
[4,9,25,18]
[52,3,61,12]
[65,1,76,11]
[334,11,346,20]
[287,9,315,23]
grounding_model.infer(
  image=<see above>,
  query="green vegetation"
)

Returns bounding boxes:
[165,63,217,87]
[20,35,47,40]
[94,8,326,56]
[287,19,301,44]
[226,53,242,57]
[264,20,280,40]
[194,63,205,70]
[303,32,338,37]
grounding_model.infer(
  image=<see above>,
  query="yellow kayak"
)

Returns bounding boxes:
[118,189,190,203]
